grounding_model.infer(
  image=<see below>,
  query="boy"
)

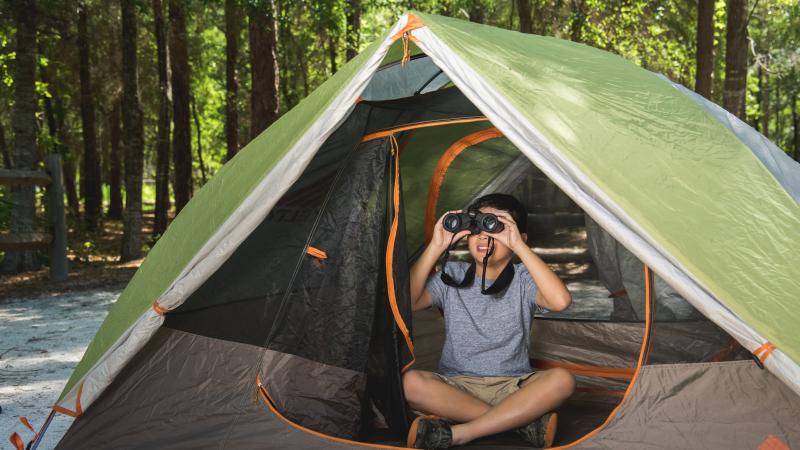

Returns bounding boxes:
[405,194,574,449]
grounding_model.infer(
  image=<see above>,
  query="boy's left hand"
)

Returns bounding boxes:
[493,212,526,254]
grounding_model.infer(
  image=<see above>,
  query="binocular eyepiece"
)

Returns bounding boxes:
[443,209,504,234]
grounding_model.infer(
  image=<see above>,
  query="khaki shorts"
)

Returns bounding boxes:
[433,371,541,406]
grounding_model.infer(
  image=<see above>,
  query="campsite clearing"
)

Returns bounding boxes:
[0,290,117,448]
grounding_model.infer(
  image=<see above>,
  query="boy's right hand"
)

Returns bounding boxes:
[430,210,471,253]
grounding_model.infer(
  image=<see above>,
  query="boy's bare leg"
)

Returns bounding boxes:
[403,370,491,423]
[451,368,575,445]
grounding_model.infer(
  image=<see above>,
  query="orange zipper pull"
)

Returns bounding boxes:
[401,32,411,66]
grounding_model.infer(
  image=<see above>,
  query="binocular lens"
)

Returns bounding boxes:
[443,214,461,232]
[442,211,504,234]
[481,215,500,232]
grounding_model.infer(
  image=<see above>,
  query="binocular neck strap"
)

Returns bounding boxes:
[480,238,493,293]
[479,238,514,295]
[440,234,475,288]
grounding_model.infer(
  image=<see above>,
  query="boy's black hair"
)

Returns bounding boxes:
[470,193,528,233]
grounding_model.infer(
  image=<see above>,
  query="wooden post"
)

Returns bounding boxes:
[45,154,68,281]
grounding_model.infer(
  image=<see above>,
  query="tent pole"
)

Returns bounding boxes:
[28,409,56,450]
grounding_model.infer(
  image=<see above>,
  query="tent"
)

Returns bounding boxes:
[20,12,800,449]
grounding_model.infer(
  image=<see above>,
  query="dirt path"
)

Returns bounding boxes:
[0,289,119,449]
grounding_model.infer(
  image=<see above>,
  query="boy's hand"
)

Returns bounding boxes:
[493,212,527,254]
[430,210,471,253]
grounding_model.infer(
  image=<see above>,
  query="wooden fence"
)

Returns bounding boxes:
[0,154,68,281]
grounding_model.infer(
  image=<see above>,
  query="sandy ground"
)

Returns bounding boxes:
[0,289,119,449]
[0,277,610,449]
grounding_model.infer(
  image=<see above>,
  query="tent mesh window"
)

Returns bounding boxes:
[165,134,414,440]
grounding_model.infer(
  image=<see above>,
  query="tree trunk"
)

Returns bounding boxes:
[722,0,748,119]
[63,156,80,217]
[190,95,207,184]
[39,54,57,149]
[121,0,145,262]
[249,0,280,139]
[758,65,769,138]
[78,2,102,230]
[328,34,337,74]
[170,0,193,213]
[469,3,486,23]
[153,0,171,236]
[0,124,10,169]
[224,0,240,161]
[99,105,109,194]
[3,0,39,273]
[57,94,80,217]
[345,0,361,61]
[570,0,588,43]
[517,0,533,34]
[108,100,123,220]
[694,0,715,99]
[39,49,78,218]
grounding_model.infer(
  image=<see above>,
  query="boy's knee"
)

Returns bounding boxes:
[546,368,576,397]
[402,370,429,403]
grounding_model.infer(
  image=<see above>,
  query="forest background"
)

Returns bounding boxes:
[0,0,798,293]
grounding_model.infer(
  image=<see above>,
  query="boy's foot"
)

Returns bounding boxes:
[516,412,558,448]
[407,415,453,449]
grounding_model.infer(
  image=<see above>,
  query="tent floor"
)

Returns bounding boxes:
[363,393,619,448]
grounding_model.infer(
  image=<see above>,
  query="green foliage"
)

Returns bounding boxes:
[0,0,798,245]
[746,0,799,151]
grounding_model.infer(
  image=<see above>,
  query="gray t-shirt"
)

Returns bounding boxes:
[426,261,545,377]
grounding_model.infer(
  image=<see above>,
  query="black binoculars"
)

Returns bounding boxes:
[443,209,504,234]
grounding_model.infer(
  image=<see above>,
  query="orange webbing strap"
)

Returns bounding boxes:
[152,302,169,316]
[9,416,37,450]
[390,13,422,66]
[758,435,790,450]
[386,135,416,372]
[19,417,35,434]
[551,265,653,449]
[531,359,635,380]
[306,246,328,260]
[423,128,503,244]
[9,433,25,450]
[391,14,423,42]
[361,117,489,143]
[401,33,411,66]
[754,342,776,364]
[255,375,411,449]
[52,381,84,417]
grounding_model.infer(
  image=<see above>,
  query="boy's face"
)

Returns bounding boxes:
[466,206,521,265]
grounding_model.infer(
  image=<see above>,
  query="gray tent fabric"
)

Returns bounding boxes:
[660,75,800,204]
[55,328,267,448]
[585,215,704,321]
[55,328,376,449]
[577,361,800,449]
[261,350,367,438]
